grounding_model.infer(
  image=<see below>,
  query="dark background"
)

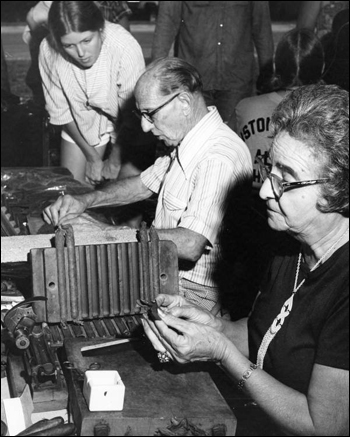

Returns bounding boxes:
[1,1,38,22]
[1,1,302,23]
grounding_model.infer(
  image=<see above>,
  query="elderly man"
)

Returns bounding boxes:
[43,57,252,312]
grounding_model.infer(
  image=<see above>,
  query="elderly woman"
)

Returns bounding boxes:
[143,84,349,436]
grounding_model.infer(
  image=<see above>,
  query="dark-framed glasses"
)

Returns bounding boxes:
[256,156,329,200]
[133,92,181,124]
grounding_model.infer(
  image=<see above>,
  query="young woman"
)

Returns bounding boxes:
[39,1,145,185]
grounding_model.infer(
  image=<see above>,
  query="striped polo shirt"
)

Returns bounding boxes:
[141,107,253,287]
[39,21,145,146]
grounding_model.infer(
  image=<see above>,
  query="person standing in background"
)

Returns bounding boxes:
[152,1,274,132]
[94,1,131,30]
[297,0,349,38]
[236,28,325,192]
[321,8,349,91]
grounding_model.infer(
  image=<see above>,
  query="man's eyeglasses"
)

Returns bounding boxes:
[133,92,181,124]
[256,156,329,200]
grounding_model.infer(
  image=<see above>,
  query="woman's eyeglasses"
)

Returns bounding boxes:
[133,92,180,124]
[256,156,328,200]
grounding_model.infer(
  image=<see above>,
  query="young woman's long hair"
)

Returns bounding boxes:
[48,1,105,55]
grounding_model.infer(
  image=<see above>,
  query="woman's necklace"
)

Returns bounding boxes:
[79,63,116,123]
[71,65,98,110]
[256,225,349,369]
[84,68,99,110]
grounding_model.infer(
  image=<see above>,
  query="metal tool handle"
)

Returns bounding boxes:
[139,222,161,302]
[55,225,79,322]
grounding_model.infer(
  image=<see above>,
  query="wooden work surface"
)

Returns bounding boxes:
[64,337,237,436]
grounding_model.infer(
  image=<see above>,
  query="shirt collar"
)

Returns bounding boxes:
[174,107,224,178]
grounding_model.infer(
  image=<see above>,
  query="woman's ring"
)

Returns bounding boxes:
[157,351,171,363]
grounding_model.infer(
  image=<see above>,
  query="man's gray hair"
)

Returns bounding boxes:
[145,57,203,96]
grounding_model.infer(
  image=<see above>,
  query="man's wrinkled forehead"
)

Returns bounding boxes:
[135,75,161,107]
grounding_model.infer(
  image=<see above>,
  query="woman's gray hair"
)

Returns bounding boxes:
[145,57,203,95]
[271,84,349,216]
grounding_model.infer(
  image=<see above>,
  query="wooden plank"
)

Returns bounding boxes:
[1,229,137,263]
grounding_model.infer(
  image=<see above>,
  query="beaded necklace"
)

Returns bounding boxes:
[256,226,349,369]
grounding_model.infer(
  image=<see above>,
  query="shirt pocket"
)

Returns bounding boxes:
[162,191,188,224]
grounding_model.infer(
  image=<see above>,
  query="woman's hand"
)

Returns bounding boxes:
[155,294,220,329]
[101,159,121,181]
[154,294,188,311]
[85,158,104,185]
[142,303,228,364]
[43,194,88,226]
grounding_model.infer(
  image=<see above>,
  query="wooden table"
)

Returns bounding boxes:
[64,337,237,436]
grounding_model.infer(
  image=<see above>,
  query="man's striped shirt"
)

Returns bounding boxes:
[141,107,252,288]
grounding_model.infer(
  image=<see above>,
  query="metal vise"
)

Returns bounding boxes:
[30,224,179,346]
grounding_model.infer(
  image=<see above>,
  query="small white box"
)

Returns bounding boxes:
[83,370,125,411]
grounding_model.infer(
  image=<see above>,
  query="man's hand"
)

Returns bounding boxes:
[43,194,88,226]
[61,212,109,231]
[59,212,131,233]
